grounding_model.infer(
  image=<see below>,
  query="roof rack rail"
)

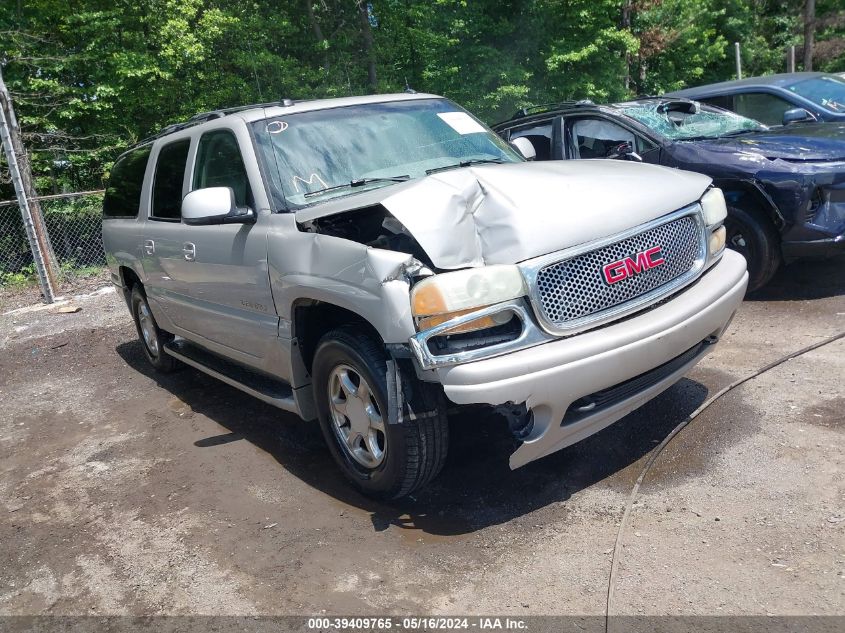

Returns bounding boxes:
[130,98,297,149]
[510,99,595,120]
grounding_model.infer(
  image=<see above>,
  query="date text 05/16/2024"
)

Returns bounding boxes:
[306,617,528,630]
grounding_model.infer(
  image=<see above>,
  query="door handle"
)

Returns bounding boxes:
[183,242,196,262]
[143,239,155,255]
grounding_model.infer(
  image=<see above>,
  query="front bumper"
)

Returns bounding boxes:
[435,249,748,469]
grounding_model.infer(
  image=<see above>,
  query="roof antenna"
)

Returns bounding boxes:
[403,77,417,94]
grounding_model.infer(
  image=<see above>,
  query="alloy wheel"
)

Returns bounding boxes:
[327,364,386,469]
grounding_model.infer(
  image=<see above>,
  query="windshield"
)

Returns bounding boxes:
[252,98,521,208]
[620,102,766,140]
[786,76,845,113]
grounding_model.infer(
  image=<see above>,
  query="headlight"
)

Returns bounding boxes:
[411,265,527,333]
[701,187,727,227]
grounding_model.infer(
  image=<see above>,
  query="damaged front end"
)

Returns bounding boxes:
[292,160,714,368]
[281,159,741,472]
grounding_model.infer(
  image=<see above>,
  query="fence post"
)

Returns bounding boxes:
[0,91,57,303]
[0,66,58,303]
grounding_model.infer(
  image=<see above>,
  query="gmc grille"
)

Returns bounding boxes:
[532,213,705,331]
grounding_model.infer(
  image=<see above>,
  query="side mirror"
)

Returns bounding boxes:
[510,136,536,161]
[606,141,642,162]
[782,107,815,126]
[182,187,255,225]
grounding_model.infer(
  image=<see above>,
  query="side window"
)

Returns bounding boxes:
[570,118,637,159]
[733,92,793,126]
[102,145,152,218]
[701,95,734,111]
[193,130,252,208]
[151,139,190,220]
[508,121,553,161]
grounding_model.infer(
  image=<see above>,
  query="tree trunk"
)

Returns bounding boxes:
[304,0,330,72]
[622,0,633,92]
[356,0,378,93]
[803,0,815,71]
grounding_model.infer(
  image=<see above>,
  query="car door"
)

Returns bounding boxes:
[140,138,191,327]
[175,126,277,367]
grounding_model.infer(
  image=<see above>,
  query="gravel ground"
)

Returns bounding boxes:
[0,257,843,618]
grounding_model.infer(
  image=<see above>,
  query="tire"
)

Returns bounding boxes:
[725,204,781,292]
[130,285,178,373]
[312,328,448,500]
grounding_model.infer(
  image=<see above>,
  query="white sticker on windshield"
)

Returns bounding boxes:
[437,111,486,135]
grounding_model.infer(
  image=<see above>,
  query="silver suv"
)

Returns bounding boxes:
[102,93,748,499]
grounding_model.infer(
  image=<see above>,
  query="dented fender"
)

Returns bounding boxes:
[267,213,418,345]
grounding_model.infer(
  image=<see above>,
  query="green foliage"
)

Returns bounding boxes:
[0,264,39,289]
[0,0,840,200]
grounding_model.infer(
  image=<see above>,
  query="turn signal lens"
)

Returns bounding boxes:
[709,225,726,256]
[417,310,514,334]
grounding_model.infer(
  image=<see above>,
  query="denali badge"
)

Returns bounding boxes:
[602,246,665,285]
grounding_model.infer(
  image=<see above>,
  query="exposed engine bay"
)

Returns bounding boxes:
[298,204,435,269]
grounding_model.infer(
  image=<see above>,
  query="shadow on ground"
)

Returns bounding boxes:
[748,254,845,301]
[117,341,711,536]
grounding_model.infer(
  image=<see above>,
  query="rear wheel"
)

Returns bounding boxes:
[312,328,448,499]
[725,204,781,292]
[130,285,178,373]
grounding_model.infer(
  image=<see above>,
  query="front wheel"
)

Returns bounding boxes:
[725,205,781,292]
[312,328,448,499]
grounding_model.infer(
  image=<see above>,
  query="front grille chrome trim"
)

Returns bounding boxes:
[520,204,707,337]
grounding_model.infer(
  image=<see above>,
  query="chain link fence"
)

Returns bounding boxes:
[0,191,108,307]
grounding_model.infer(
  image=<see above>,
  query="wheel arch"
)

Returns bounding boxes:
[291,299,385,380]
[117,265,144,308]
[713,178,785,232]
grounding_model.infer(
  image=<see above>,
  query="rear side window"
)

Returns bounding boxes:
[102,145,152,218]
[508,121,553,161]
[152,139,191,220]
[193,130,252,208]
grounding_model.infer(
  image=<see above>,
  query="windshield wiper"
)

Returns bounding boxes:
[304,175,410,199]
[426,158,505,175]
[718,128,763,138]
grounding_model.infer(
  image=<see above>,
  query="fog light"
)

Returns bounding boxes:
[709,226,726,256]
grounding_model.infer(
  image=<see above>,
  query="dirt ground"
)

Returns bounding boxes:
[0,257,843,618]
[0,268,111,313]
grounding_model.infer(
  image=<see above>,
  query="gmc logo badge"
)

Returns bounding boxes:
[602,246,665,285]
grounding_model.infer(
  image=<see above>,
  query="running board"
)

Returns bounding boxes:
[163,339,299,413]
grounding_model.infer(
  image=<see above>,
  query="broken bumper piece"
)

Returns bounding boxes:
[782,232,845,259]
[434,249,749,469]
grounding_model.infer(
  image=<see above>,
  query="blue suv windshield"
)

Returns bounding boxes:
[786,76,845,113]
[252,98,521,209]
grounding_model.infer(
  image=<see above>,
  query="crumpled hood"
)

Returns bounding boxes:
[692,123,845,161]
[297,161,711,269]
